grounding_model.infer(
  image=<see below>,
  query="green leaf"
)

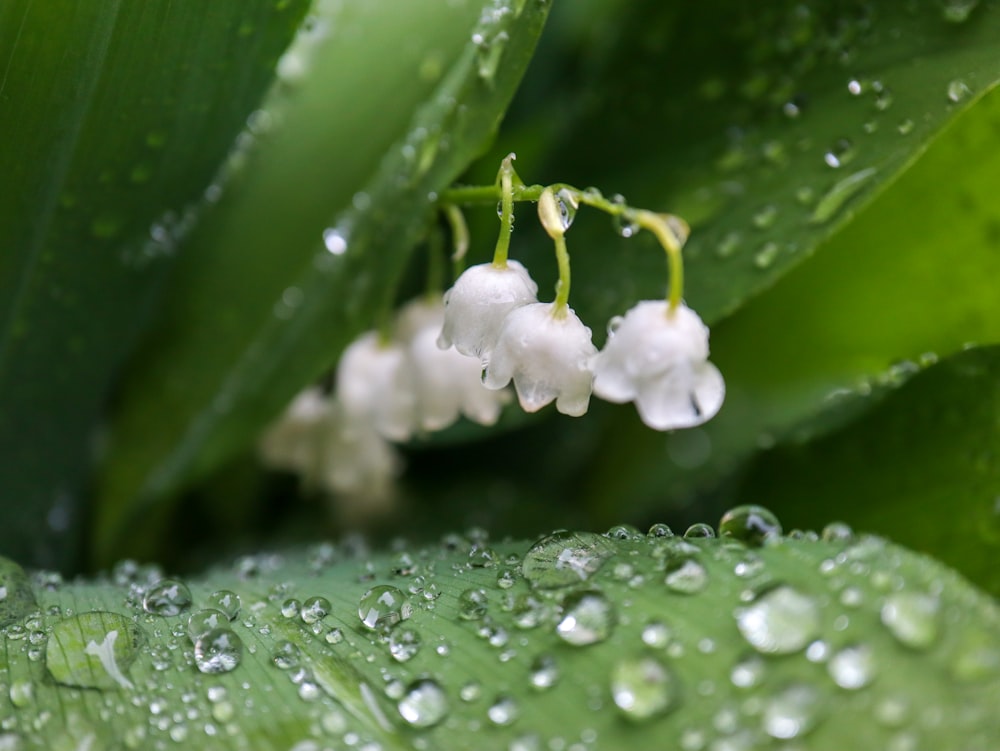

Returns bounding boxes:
[0,0,308,568]
[93,0,551,565]
[733,345,1000,597]
[2,525,998,749]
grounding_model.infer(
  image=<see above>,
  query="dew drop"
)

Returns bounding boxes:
[206,590,241,620]
[301,596,331,625]
[45,612,142,690]
[194,628,243,674]
[664,558,709,595]
[828,644,875,689]
[641,621,672,649]
[280,598,301,618]
[762,683,823,739]
[880,592,939,649]
[751,204,778,229]
[718,505,782,546]
[555,188,579,230]
[359,585,412,630]
[521,531,616,590]
[683,523,715,539]
[389,627,422,662]
[753,241,781,269]
[398,679,449,728]
[941,0,979,22]
[457,588,489,620]
[475,30,509,84]
[487,695,519,726]
[187,609,228,640]
[730,654,766,689]
[610,656,679,721]
[556,590,615,646]
[647,523,674,538]
[272,640,301,669]
[715,232,742,258]
[809,167,877,225]
[736,586,821,655]
[142,579,192,616]
[898,118,915,135]
[530,654,560,690]
[947,79,971,103]
[322,227,348,255]
[823,138,856,168]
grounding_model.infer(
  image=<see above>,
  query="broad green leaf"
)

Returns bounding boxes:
[583,83,1000,522]
[454,0,1000,523]
[0,0,308,568]
[732,345,1000,597]
[93,0,551,566]
[1,524,998,749]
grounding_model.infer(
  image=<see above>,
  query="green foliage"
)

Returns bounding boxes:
[2,0,1000,746]
[2,527,999,750]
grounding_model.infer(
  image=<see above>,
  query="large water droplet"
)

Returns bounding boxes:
[187,609,227,639]
[663,558,709,594]
[142,579,192,616]
[555,188,579,230]
[880,592,939,649]
[718,505,782,546]
[610,656,679,721]
[207,590,241,620]
[521,531,616,590]
[45,612,142,690]
[556,590,615,646]
[736,586,821,655]
[398,679,449,728]
[194,628,243,674]
[762,683,823,739]
[828,644,876,689]
[359,585,412,630]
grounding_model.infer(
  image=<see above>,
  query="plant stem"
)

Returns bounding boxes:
[441,203,469,279]
[491,154,516,267]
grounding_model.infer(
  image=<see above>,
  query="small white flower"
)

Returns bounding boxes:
[321,402,402,501]
[398,299,510,430]
[590,300,724,430]
[437,260,538,359]
[483,302,597,417]
[258,387,331,473]
[336,331,415,442]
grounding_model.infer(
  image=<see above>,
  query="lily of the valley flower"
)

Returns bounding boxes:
[590,300,724,430]
[437,260,538,360]
[399,299,510,430]
[336,332,415,442]
[483,302,597,417]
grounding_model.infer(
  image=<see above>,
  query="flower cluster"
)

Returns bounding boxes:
[438,260,724,429]
[259,298,510,505]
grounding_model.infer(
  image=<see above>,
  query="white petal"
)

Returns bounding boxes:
[437,261,538,358]
[485,302,596,417]
[258,387,330,471]
[336,332,415,441]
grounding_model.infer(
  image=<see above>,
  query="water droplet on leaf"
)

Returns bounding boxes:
[556,590,615,646]
[736,586,821,655]
[610,656,679,721]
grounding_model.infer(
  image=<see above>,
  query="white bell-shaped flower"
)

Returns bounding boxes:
[336,332,415,441]
[258,387,330,474]
[398,299,510,430]
[483,302,597,417]
[321,401,401,500]
[437,260,538,359]
[590,300,724,430]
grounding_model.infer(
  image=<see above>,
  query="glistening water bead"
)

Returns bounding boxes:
[194,628,243,674]
[358,585,412,630]
[142,579,193,616]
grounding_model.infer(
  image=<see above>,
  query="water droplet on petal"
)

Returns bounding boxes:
[611,656,679,721]
[736,586,821,655]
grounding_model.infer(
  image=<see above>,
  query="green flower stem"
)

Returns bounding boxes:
[537,188,571,317]
[441,180,689,310]
[442,203,470,267]
[491,154,517,267]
